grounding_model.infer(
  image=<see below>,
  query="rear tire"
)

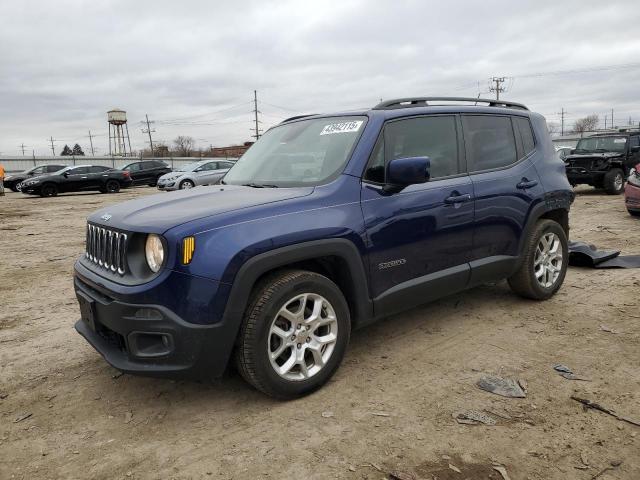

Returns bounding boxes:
[105,180,120,193]
[234,270,351,399]
[603,168,624,195]
[40,184,58,197]
[9,185,19,192]
[508,219,568,300]
[629,209,640,217]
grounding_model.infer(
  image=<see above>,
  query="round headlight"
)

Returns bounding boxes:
[145,234,165,273]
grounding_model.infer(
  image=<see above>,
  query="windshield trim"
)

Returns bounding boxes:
[222,114,369,188]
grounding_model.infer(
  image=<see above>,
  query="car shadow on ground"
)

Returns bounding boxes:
[81,281,516,408]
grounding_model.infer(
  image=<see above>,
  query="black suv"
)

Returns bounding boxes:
[564,131,640,194]
[122,160,171,186]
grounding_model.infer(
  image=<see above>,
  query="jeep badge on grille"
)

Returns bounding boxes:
[101,213,112,221]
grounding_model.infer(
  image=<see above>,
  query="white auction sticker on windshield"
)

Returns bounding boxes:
[320,120,363,135]
[614,138,627,143]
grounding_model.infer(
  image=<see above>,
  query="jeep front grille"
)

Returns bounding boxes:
[85,224,128,275]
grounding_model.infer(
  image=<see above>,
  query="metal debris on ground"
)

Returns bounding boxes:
[453,410,497,425]
[590,460,623,479]
[321,411,334,418]
[477,375,526,398]
[388,470,415,480]
[571,396,640,427]
[552,364,591,381]
[13,412,32,423]
[492,464,511,480]
[599,324,620,334]
[448,463,461,473]
[568,241,640,269]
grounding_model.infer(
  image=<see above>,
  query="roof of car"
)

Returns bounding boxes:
[589,130,640,137]
[280,97,532,126]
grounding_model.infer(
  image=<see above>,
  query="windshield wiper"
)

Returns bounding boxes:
[242,182,279,188]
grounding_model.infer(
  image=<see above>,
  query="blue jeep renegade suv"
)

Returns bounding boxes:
[74,97,573,398]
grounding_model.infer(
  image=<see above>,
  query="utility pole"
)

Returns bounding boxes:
[142,114,155,156]
[87,130,96,156]
[48,136,56,156]
[611,109,614,129]
[19,143,27,156]
[556,108,567,136]
[251,90,262,140]
[489,77,506,100]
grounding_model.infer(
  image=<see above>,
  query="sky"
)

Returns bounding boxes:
[1,0,640,156]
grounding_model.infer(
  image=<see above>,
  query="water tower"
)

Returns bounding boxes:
[107,109,132,156]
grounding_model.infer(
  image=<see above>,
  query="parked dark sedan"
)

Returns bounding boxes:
[121,160,171,186]
[3,164,67,192]
[20,165,132,197]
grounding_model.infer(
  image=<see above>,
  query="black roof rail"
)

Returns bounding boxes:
[373,97,529,111]
[280,114,318,124]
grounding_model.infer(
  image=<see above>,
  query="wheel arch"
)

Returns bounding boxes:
[222,239,373,335]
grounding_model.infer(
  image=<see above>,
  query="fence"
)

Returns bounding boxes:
[0,156,238,173]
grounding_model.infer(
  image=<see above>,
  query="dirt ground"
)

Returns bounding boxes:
[0,186,638,480]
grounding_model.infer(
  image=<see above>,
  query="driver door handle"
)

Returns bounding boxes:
[517,178,538,189]
[444,193,472,204]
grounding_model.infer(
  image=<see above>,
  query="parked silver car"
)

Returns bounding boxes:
[157,159,235,191]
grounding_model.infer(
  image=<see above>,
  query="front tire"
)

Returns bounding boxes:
[235,270,351,399]
[508,219,568,300]
[628,209,640,217]
[179,179,195,190]
[603,168,624,195]
[40,183,58,197]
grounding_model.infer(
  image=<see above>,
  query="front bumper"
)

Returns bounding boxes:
[73,261,236,379]
[157,180,178,191]
[565,168,606,185]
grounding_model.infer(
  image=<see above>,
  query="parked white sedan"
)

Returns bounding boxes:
[157,160,235,191]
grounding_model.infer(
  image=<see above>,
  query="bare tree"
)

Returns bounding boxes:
[573,115,599,135]
[547,122,560,135]
[173,136,195,156]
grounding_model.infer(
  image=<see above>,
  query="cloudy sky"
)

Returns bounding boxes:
[1,0,639,156]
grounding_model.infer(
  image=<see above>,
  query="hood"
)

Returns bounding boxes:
[565,152,624,161]
[88,184,314,233]
[21,173,59,183]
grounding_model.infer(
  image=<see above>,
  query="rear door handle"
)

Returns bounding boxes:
[517,179,538,189]
[444,193,472,204]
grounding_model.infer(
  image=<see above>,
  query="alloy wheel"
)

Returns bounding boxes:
[534,232,563,288]
[267,293,338,381]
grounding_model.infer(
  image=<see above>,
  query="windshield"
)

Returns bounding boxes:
[223,115,366,187]
[575,136,627,153]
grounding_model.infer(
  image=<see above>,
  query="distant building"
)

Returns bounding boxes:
[210,141,254,158]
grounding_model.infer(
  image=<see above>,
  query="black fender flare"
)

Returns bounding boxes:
[221,238,373,327]
[514,191,573,271]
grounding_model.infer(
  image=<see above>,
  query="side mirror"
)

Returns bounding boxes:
[385,156,430,192]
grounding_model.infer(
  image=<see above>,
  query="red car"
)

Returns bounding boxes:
[625,163,640,216]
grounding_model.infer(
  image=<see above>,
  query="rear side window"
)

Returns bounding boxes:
[90,166,109,173]
[513,116,535,156]
[463,115,517,172]
[364,116,459,183]
[630,136,640,148]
